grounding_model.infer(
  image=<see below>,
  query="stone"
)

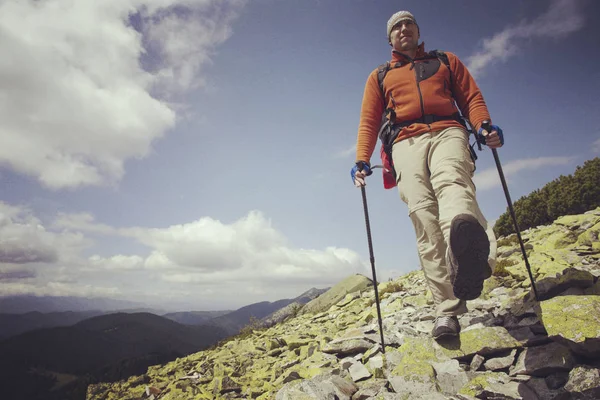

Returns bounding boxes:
[478,381,539,399]
[367,354,385,379]
[545,371,569,389]
[348,362,371,382]
[525,377,567,400]
[351,379,387,400]
[539,295,600,357]
[563,365,600,399]
[219,376,242,394]
[387,375,438,398]
[509,342,575,377]
[430,359,469,394]
[536,268,595,301]
[470,354,485,371]
[275,373,358,400]
[457,326,522,358]
[339,357,354,370]
[484,349,517,371]
[322,338,373,357]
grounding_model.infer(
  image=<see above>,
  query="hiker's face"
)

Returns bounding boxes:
[389,19,419,51]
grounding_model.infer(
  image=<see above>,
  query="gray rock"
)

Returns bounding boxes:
[509,342,576,377]
[564,365,600,399]
[545,371,569,389]
[508,327,536,342]
[387,375,439,398]
[282,371,302,384]
[536,268,595,301]
[368,355,384,370]
[340,357,355,370]
[348,362,371,382]
[431,359,469,394]
[350,378,387,400]
[526,377,567,400]
[322,338,373,357]
[477,380,539,400]
[470,354,485,372]
[484,349,517,371]
[415,320,434,334]
[276,373,358,400]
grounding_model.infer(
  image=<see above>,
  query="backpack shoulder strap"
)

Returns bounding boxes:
[429,50,453,91]
[376,61,391,98]
[376,61,392,108]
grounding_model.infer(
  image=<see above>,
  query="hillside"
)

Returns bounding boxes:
[162,310,232,325]
[0,312,227,400]
[0,310,104,340]
[88,208,600,399]
[201,288,327,336]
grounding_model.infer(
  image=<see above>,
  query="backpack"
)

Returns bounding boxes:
[375,50,479,189]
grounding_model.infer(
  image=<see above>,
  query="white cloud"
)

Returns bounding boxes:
[593,136,600,153]
[0,281,120,298]
[466,0,585,77]
[334,144,356,159]
[2,203,367,308]
[53,212,117,235]
[0,202,89,264]
[121,211,367,286]
[474,156,574,191]
[0,0,244,189]
[88,254,145,270]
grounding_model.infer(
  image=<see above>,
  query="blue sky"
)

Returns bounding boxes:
[0,0,599,311]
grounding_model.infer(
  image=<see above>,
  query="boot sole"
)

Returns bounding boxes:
[433,330,459,340]
[449,214,490,300]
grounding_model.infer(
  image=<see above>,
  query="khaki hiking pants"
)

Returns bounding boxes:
[391,127,497,317]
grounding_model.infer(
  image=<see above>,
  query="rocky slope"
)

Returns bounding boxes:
[87,208,600,399]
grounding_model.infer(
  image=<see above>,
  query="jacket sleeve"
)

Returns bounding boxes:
[355,69,384,164]
[447,52,491,131]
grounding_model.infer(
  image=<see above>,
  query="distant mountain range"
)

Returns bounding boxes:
[162,310,232,325]
[200,287,328,336]
[0,287,329,400]
[0,310,105,340]
[0,295,155,314]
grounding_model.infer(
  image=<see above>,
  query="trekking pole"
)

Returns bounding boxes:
[481,122,539,301]
[359,165,386,353]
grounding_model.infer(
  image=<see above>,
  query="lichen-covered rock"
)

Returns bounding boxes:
[536,268,595,300]
[275,373,358,400]
[539,295,600,356]
[454,326,522,358]
[563,365,600,399]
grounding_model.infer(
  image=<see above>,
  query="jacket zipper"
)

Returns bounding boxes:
[413,62,428,129]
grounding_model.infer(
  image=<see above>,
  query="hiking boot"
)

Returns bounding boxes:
[447,213,491,300]
[432,316,460,340]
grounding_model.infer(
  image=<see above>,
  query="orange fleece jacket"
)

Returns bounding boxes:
[355,43,491,164]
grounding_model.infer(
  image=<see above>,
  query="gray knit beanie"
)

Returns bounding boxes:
[386,11,418,40]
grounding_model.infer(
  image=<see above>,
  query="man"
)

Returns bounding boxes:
[351,11,503,339]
